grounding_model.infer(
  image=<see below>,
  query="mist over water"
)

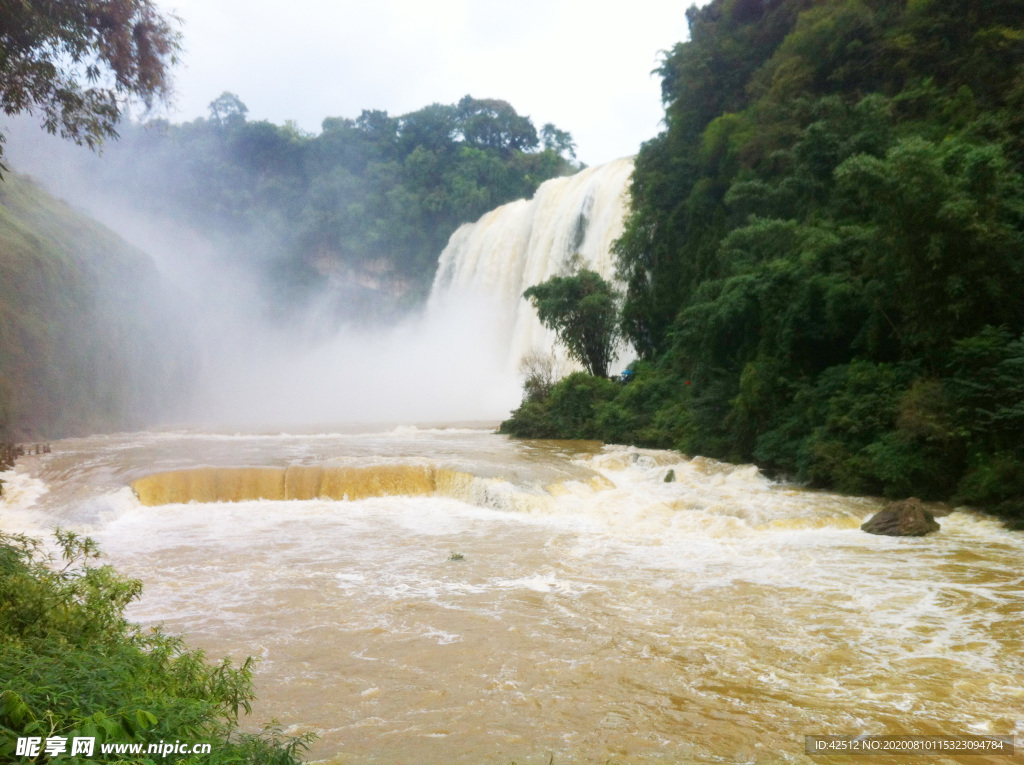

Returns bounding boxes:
[4,121,637,428]
[76,205,520,425]
[193,292,521,425]
[158,242,528,425]
[2,121,537,426]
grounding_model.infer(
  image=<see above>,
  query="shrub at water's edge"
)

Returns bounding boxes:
[0,530,313,763]
[504,0,1024,527]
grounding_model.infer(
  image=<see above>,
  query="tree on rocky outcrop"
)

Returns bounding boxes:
[0,0,180,170]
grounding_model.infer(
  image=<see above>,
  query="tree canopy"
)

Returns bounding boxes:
[524,269,620,378]
[31,93,580,321]
[0,0,179,168]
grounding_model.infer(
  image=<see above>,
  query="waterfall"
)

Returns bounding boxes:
[428,157,634,369]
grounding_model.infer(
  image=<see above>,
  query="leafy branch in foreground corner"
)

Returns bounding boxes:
[0,0,181,171]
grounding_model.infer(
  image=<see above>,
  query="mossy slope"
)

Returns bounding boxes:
[0,172,188,439]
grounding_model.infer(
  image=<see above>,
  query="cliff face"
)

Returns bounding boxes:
[0,172,190,439]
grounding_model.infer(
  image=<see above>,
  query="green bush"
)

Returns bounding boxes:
[500,373,618,440]
[955,454,1024,526]
[0,530,313,764]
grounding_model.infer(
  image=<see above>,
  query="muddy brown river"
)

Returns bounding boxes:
[2,426,1021,763]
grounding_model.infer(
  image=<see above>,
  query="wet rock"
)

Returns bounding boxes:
[861,498,940,536]
[664,469,676,483]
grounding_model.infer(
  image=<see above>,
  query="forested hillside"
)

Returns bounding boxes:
[503,0,1024,523]
[12,95,579,320]
[0,174,189,440]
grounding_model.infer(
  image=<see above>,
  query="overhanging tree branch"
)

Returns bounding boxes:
[0,0,181,170]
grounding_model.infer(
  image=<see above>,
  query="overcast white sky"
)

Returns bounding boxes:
[155,0,695,166]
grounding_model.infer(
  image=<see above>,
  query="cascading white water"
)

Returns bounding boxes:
[429,157,634,369]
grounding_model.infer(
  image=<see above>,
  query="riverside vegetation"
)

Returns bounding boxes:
[501,0,1024,526]
[0,529,314,763]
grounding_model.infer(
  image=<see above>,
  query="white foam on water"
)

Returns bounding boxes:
[0,468,50,507]
[0,469,52,535]
[421,627,462,645]
[8,429,1024,762]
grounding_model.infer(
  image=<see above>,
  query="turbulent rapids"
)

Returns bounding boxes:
[2,426,1022,764]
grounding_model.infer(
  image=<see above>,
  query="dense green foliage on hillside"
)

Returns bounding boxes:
[0,173,188,440]
[502,0,1024,523]
[0,530,311,763]
[27,94,579,319]
[0,91,574,438]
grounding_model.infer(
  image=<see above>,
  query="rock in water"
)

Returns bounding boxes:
[861,498,941,536]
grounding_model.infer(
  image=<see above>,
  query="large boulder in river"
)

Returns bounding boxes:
[861,498,940,536]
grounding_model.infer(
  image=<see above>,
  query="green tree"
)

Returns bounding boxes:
[0,0,180,169]
[457,96,538,153]
[208,92,249,128]
[540,123,577,160]
[523,269,621,378]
